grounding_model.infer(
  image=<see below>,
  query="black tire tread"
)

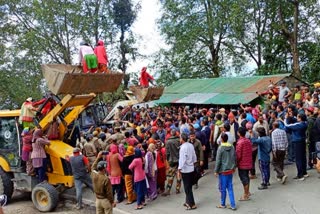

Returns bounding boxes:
[32,182,59,212]
[0,167,13,202]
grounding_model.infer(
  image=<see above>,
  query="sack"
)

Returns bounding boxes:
[47,121,59,140]
[316,158,320,173]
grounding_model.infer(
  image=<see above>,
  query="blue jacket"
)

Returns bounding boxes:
[284,121,308,143]
[251,136,272,162]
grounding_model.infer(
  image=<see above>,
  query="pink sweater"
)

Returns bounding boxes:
[129,158,145,182]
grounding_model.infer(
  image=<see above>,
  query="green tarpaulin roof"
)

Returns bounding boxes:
[157,74,291,105]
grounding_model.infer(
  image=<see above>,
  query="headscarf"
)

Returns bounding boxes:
[246,121,253,130]
[193,123,200,130]
[148,138,155,145]
[148,143,156,152]
[110,144,118,154]
[146,143,156,177]
[32,129,43,142]
[228,112,235,120]
[118,143,125,156]
[97,40,104,46]
[134,148,142,158]
[22,127,30,136]
[93,131,99,137]
[141,67,147,73]
[125,146,135,156]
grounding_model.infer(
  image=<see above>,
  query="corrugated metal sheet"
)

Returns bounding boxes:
[175,93,218,104]
[159,74,292,105]
[157,93,258,104]
[164,74,290,94]
[243,76,286,93]
[203,93,258,105]
[156,94,188,104]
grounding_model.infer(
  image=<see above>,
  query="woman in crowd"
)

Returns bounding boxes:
[122,146,137,204]
[129,148,147,210]
[145,143,158,201]
[31,128,50,182]
[156,141,166,194]
[107,144,124,203]
[21,127,34,175]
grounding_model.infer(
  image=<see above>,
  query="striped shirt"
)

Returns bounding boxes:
[271,128,288,151]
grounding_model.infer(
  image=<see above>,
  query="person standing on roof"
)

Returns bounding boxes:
[94,40,109,73]
[79,41,98,73]
[19,97,37,129]
[139,67,154,87]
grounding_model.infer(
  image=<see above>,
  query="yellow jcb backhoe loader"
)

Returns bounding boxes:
[0,64,123,212]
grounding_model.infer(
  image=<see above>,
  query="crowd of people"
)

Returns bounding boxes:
[18,80,320,213]
[62,80,320,213]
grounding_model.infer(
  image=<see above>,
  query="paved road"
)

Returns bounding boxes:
[4,162,320,214]
[113,162,319,214]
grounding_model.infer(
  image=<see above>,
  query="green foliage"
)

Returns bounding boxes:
[156,0,320,83]
[300,40,320,83]
[112,0,140,89]
[102,84,126,104]
[0,0,139,108]
[157,0,231,81]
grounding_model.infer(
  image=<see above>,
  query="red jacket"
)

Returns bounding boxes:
[33,98,56,115]
[94,40,108,65]
[236,137,252,169]
[140,67,154,87]
[156,148,166,169]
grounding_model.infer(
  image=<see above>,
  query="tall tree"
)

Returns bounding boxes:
[0,0,121,107]
[157,0,231,80]
[277,0,319,78]
[112,0,139,89]
[278,0,300,78]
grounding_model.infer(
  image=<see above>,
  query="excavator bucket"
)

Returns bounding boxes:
[41,64,124,95]
[129,86,164,102]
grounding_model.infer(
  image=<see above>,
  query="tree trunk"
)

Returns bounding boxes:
[278,1,301,79]
[209,46,220,77]
[291,1,301,78]
[119,27,129,88]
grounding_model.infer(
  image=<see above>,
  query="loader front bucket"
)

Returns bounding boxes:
[129,86,164,102]
[41,64,124,95]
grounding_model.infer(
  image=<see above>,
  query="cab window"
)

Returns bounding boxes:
[0,117,20,167]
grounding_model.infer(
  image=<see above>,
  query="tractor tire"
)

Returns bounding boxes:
[0,168,13,202]
[31,182,59,212]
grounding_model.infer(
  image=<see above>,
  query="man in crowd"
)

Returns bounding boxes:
[271,122,288,184]
[236,127,252,201]
[69,148,94,210]
[189,131,204,189]
[163,129,181,196]
[278,81,292,104]
[306,107,316,169]
[178,133,197,210]
[91,151,116,214]
[253,114,269,135]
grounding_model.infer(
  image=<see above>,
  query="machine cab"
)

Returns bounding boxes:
[0,110,22,169]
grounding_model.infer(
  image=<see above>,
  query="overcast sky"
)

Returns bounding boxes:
[128,0,164,75]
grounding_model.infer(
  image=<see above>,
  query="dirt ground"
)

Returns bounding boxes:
[3,191,96,214]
